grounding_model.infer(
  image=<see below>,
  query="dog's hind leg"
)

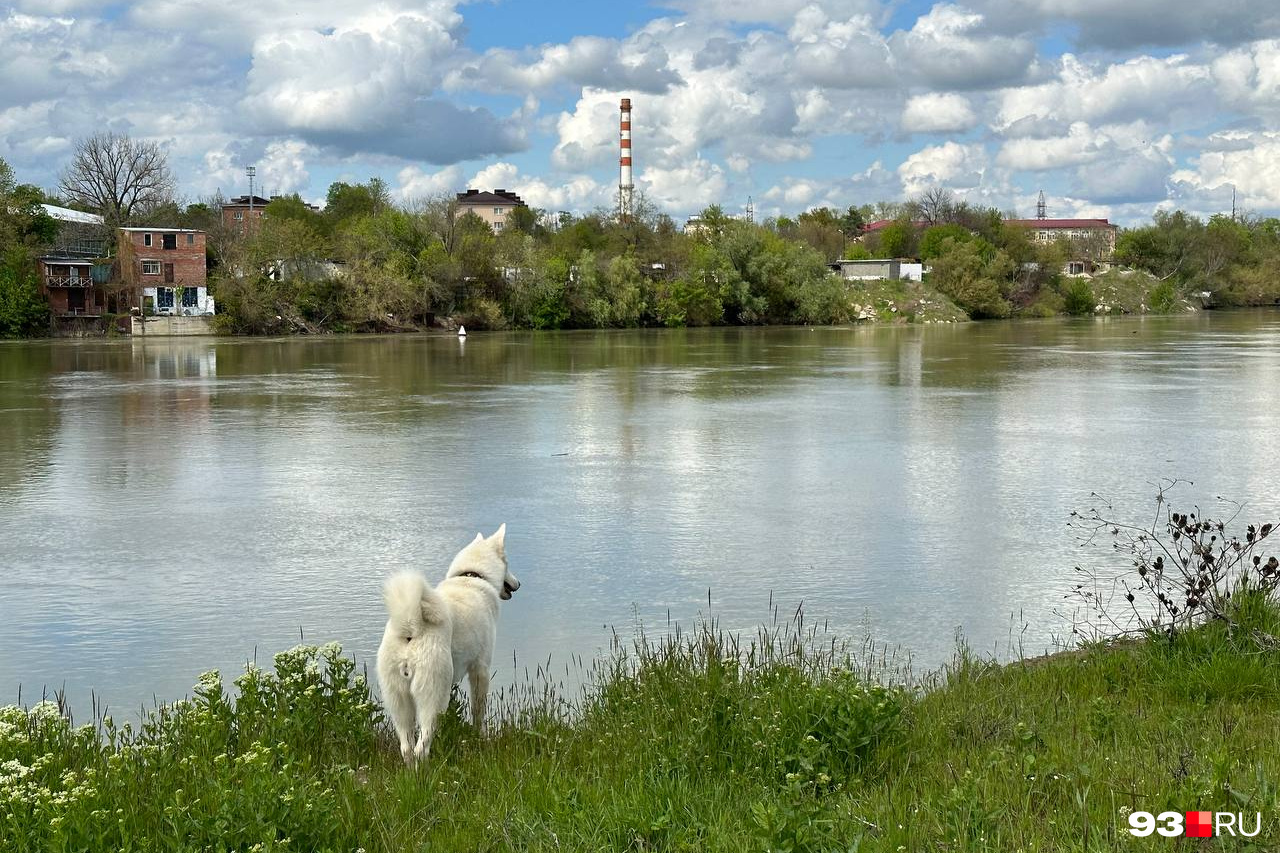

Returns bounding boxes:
[467,664,490,733]
[383,681,417,766]
[411,676,450,764]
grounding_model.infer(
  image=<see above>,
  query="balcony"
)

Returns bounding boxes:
[45,274,94,288]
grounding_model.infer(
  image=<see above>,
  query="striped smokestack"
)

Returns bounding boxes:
[619,97,634,220]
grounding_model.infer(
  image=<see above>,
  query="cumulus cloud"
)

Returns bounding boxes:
[889,4,1036,90]
[1211,40,1280,120]
[446,34,682,94]
[641,158,729,215]
[975,0,1280,49]
[1171,131,1280,210]
[397,164,465,200]
[900,92,978,134]
[897,141,987,196]
[660,0,884,26]
[761,159,900,216]
[465,162,609,213]
[995,53,1214,131]
[239,8,525,162]
[7,0,1280,224]
[789,8,895,89]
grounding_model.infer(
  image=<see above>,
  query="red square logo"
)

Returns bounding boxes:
[1186,811,1213,838]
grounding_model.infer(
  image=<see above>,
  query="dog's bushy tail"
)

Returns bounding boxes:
[383,571,448,638]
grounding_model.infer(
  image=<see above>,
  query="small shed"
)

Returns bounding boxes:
[834,258,901,281]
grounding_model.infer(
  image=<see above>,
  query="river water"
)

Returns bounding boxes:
[2,313,1279,715]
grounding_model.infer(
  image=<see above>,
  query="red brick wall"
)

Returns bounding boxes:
[221,206,265,233]
[119,230,207,289]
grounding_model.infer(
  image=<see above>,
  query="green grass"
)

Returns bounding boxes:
[4,605,1280,852]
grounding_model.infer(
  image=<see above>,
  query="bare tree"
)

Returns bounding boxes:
[59,132,176,228]
[915,187,957,226]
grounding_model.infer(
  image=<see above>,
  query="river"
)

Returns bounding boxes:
[2,312,1279,715]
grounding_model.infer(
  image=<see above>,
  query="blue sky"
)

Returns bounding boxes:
[2,0,1279,224]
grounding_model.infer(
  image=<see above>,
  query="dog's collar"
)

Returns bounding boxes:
[454,571,485,580]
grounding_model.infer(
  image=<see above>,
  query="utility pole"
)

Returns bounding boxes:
[246,165,257,224]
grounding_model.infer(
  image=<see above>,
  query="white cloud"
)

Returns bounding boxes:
[1171,131,1280,211]
[995,53,1213,131]
[900,92,978,134]
[1211,40,1280,120]
[641,158,729,215]
[661,0,884,26]
[975,0,1280,49]
[446,34,682,94]
[463,162,610,213]
[889,4,1036,90]
[397,164,465,200]
[789,9,895,89]
[897,141,987,196]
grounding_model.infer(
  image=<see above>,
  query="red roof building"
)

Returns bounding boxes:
[1005,218,1117,254]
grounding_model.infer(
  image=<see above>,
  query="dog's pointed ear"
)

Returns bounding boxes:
[474,532,484,544]
[491,523,506,551]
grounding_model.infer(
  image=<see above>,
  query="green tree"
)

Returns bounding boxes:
[928,238,1012,319]
[0,248,49,337]
[0,159,54,337]
[919,224,972,260]
[266,194,331,239]
[325,179,391,227]
[878,219,916,258]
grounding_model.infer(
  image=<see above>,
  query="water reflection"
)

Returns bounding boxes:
[2,313,1279,714]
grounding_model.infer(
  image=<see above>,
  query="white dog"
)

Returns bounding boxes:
[376,524,521,765]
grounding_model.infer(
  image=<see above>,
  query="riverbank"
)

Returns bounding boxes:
[4,604,1278,851]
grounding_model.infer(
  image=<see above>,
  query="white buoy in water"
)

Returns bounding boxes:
[458,325,467,337]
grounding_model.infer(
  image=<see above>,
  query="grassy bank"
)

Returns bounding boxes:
[3,606,1279,851]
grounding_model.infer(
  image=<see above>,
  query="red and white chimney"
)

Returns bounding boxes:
[619,97,634,220]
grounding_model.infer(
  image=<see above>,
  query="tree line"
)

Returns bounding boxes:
[3,134,1280,338]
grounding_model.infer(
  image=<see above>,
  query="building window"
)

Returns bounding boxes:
[143,233,153,247]
[186,233,194,245]
[234,211,243,221]
[141,260,161,275]
[181,287,199,308]
[494,207,505,216]
[157,287,175,310]
[163,233,177,250]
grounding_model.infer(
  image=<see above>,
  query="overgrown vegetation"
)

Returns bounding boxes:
[5,487,1280,852]
[6,146,1280,339]
[0,160,54,338]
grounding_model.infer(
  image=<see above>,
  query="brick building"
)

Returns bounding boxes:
[38,204,112,317]
[1004,218,1118,255]
[118,227,213,315]
[456,189,527,233]
[220,195,272,235]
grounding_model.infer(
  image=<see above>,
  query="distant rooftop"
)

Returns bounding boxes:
[1005,218,1115,228]
[118,227,202,233]
[223,195,274,207]
[42,204,104,226]
[457,188,527,207]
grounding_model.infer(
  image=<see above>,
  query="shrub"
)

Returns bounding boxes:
[0,644,377,851]
[1068,480,1279,643]
[1146,279,1179,313]
[1060,277,1095,315]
